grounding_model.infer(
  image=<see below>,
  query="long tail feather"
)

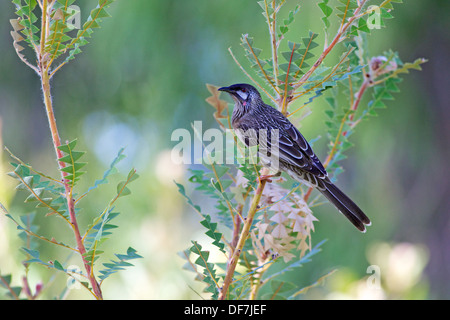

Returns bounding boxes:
[319,182,371,232]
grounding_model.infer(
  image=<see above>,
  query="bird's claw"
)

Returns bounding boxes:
[258,172,281,184]
[259,175,273,183]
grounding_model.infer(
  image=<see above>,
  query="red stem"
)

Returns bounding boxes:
[40,69,103,299]
[304,78,370,202]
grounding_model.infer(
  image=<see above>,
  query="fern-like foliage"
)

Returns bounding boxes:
[0,272,22,300]
[7,158,67,219]
[58,139,86,187]
[10,0,116,76]
[282,32,320,84]
[12,0,39,47]
[2,146,141,298]
[178,0,425,301]
[188,241,221,299]
[63,0,114,64]
[318,0,333,30]
[98,247,142,282]
[323,41,426,179]
[3,0,144,300]
[176,181,226,253]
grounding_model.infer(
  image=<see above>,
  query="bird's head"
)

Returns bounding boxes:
[218,83,261,111]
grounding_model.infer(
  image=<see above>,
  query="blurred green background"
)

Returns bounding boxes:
[0,0,448,299]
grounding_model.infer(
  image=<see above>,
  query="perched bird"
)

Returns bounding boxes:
[218,83,371,232]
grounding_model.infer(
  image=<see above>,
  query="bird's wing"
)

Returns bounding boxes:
[262,106,327,178]
[283,123,327,176]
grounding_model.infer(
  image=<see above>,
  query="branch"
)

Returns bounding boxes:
[228,48,278,105]
[280,43,297,115]
[39,43,103,301]
[0,275,20,300]
[304,75,371,202]
[285,51,354,122]
[39,0,48,57]
[294,0,368,90]
[243,34,279,94]
[192,241,221,291]
[61,0,110,56]
[4,147,64,185]
[219,169,269,300]
[264,0,281,92]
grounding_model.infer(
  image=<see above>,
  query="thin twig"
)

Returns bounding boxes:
[228,48,277,105]
[280,43,297,115]
[295,0,368,90]
[304,76,371,202]
[0,275,20,300]
[219,169,269,300]
[39,0,48,57]
[39,23,103,299]
[243,34,278,94]
[264,0,280,91]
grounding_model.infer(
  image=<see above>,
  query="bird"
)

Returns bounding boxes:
[218,83,371,232]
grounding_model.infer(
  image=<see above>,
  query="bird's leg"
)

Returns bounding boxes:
[258,171,281,183]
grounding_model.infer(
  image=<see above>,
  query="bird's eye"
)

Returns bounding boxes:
[236,89,249,100]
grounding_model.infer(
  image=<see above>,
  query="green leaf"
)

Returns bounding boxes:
[189,241,220,299]
[200,215,226,253]
[0,274,12,288]
[57,0,76,5]
[280,31,319,83]
[57,139,77,153]
[349,16,371,36]
[278,4,300,36]
[84,208,120,252]
[240,34,275,88]
[318,0,333,28]
[60,162,87,173]
[116,168,138,197]
[98,247,142,281]
[116,181,131,197]
[85,148,126,194]
[336,0,358,21]
[22,247,40,259]
[0,272,22,300]
[90,7,112,19]
[175,181,202,214]
[365,77,404,119]
[62,0,116,65]
[5,158,66,216]
[14,0,39,48]
[127,168,139,183]
[53,260,65,271]
[57,139,86,187]
[302,64,364,109]
[58,151,86,164]
[21,247,52,267]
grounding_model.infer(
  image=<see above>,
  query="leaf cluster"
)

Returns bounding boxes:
[1,146,141,299]
[178,0,425,301]
[10,0,115,76]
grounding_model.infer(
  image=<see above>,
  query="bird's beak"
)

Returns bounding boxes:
[218,86,232,93]
[218,86,244,104]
